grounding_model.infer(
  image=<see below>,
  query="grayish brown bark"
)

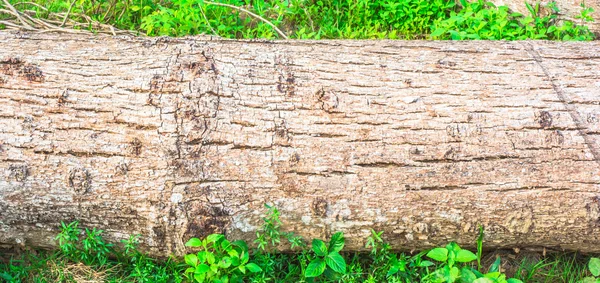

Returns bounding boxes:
[1,32,600,256]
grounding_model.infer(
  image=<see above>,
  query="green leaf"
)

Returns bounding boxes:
[473,278,494,283]
[197,251,206,263]
[456,249,478,263]
[446,242,461,253]
[130,5,141,12]
[305,258,327,277]
[195,264,210,274]
[221,239,232,250]
[185,238,202,247]
[461,267,477,282]
[525,2,535,16]
[427,248,449,262]
[591,258,600,276]
[246,263,262,273]
[419,260,434,267]
[206,234,224,244]
[185,254,198,267]
[449,266,460,281]
[507,279,524,283]
[489,257,501,273]
[387,265,400,277]
[231,255,240,266]
[431,28,447,37]
[325,252,347,274]
[227,248,239,259]
[323,267,342,281]
[219,256,232,268]
[1,272,13,281]
[194,273,205,283]
[312,239,328,257]
[232,240,248,252]
[206,252,215,265]
[477,226,484,270]
[328,232,345,253]
[240,250,249,264]
[472,269,484,278]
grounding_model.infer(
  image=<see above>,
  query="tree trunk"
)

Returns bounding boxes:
[1,32,600,256]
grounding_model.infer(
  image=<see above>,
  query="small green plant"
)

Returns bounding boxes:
[55,221,81,261]
[54,221,114,266]
[477,225,484,271]
[363,229,431,282]
[247,204,309,282]
[576,2,595,24]
[580,257,600,283]
[425,242,478,282]
[304,231,347,280]
[424,242,523,283]
[466,256,523,283]
[387,250,434,281]
[119,234,182,282]
[184,234,262,283]
[254,203,305,251]
[363,229,391,281]
[431,0,595,40]
[121,234,142,258]
[80,227,113,266]
[365,230,389,259]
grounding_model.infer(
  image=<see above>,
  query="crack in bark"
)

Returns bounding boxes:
[420,185,467,191]
[523,43,600,167]
[285,170,356,176]
[354,162,412,168]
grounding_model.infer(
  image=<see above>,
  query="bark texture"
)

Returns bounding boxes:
[497,0,600,34]
[1,32,600,256]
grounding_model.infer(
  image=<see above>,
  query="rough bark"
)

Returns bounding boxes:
[1,32,600,256]
[496,0,600,34]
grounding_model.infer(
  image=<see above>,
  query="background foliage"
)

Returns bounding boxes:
[0,0,596,40]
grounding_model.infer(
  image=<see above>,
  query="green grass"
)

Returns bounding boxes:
[1,223,186,283]
[0,0,596,40]
[1,205,599,283]
[2,248,596,282]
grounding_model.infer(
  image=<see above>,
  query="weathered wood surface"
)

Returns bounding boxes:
[1,32,600,256]
[498,0,600,34]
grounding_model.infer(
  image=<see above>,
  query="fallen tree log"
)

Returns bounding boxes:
[1,32,600,256]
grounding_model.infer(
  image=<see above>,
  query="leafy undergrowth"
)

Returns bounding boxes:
[1,205,599,283]
[0,0,596,40]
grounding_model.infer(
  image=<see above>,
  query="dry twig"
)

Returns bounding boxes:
[203,1,289,39]
[0,0,135,35]
[60,0,76,27]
